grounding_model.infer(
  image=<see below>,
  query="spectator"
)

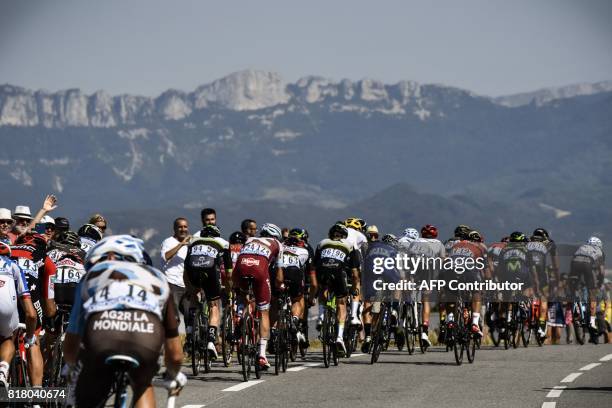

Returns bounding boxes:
[88,214,107,236]
[11,205,33,242]
[241,219,257,238]
[193,208,217,238]
[40,215,55,241]
[0,208,14,245]
[282,227,289,240]
[54,217,70,240]
[161,217,191,324]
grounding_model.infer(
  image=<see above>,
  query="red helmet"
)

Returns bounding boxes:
[0,241,11,257]
[421,224,438,239]
[16,232,47,249]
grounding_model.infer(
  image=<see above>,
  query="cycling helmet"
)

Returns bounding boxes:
[382,234,398,245]
[78,224,103,242]
[468,230,482,243]
[288,228,306,241]
[229,231,247,245]
[532,228,550,240]
[59,231,81,247]
[329,223,349,240]
[0,241,11,257]
[16,232,47,249]
[200,225,221,238]
[344,217,366,232]
[403,227,419,240]
[454,225,471,239]
[530,234,545,242]
[509,231,527,243]
[421,224,438,239]
[260,223,282,240]
[85,234,146,269]
[588,236,603,249]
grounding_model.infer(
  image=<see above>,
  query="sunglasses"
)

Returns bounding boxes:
[45,224,55,230]
[0,220,13,225]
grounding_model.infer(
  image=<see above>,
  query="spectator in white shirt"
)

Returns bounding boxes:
[161,217,191,324]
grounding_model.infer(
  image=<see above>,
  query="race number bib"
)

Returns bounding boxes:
[17,258,38,279]
[84,281,162,318]
[321,248,346,262]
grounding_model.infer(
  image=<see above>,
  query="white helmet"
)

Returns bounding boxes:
[260,223,282,240]
[85,234,145,269]
[588,236,603,249]
[403,227,420,241]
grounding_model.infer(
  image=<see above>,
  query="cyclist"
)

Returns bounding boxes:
[183,225,233,360]
[527,228,560,340]
[229,231,247,268]
[398,227,419,248]
[446,229,487,337]
[10,232,57,389]
[344,218,367,327]
[570,237,605,337]
[407,224,446,347]
[278,228,315,348]
[232,223,284,369]
[444,224,471,253]
[314,223,360,355]
[485,237,508,333]
[0,242,38,389]
[77,224,104,254]
[63,235,185,408]
[497,231,536,335]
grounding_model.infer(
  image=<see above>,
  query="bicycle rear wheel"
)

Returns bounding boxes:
[240,314,253,382]
[417,303,427,353]
[573,304,586,345]
[322,308,333,368]
[221,307,234,367]
[201,313,211,373]
[404,304,416,355]
[190,311,202,376]
[452,322,463,366]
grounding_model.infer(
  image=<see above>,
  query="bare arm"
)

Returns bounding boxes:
[26,194,57,232]
[164,235,191,261]
[19,297,38,338]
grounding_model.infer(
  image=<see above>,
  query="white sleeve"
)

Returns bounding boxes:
[160,237,174,263]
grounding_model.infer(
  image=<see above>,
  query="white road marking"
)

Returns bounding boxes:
[287,365,308,372]
[541,402,556,408]
[560,372,583,383]
[546,386,566,398]
[182,405,206,408]
[599,353,612,362]
[222,380,264,392]
[579,363,601,371]
[350,353,365,357]
[304,362,323,367]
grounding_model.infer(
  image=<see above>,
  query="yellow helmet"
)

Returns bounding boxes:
[344,217,367,232]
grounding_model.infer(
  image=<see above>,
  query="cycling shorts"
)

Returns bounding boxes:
[271,267,305,301]
[316,268,349,299]
[235,261,272,311]
[0,276,19,339]
[570,260,598,290]
[186,267,222,301]
[76,310,163,407]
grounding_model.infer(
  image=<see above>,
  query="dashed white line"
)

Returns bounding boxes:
[222,380,264,392]
[304,362,323,367]
[541,402,556,408]
[545,386,566,398]
[560,372,583,383]
[287,365,308,372]
[599,353,612,362]
[579,363,601,371]
[350,353,365,358]
[182,405,206,408]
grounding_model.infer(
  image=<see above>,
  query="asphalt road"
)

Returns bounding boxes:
[151,341,612,408]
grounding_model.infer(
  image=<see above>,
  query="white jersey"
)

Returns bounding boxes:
[279,244,311,270]
[346,228,367,252]
[0,255,30,337]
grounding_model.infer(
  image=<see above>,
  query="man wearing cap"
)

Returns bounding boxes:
[40,216,56,241]
[0,209,14,245]
[54,217,70,241]
[10,205,33,243]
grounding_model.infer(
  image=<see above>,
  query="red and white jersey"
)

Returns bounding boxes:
[236,237,283,270]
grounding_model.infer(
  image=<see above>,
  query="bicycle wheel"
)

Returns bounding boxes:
[465,310,476,363]
[190,311,201,376]
[221,308,234,367]
[452,322,463,366]
[404,304,416,355]
[573,304,586,345]
[331,313,339,366]
[370,310,384,364]
[201,313,211,374]
[520,311,531,348]
[240,314,252,382]
[418,304,427,354]
[299,313,308,359]
[274,315,284,375]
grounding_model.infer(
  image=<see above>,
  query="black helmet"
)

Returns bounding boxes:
[468,230,483,243]
[532,228,549,240]
[329,223,349,240]
[201,225,221,238]
[288,228,306,241]
[509,231,527,243]
[229,231,247,245]
[60,231,81,247]
[454,224,471,239]
[382,234,398,245]
[77,224,103,242]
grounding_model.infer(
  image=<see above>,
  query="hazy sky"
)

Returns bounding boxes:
[1,0,611,97]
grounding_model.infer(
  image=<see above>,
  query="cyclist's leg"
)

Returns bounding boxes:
[203,269,222,353]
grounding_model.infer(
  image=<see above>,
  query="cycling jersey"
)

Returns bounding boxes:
[0,255,30,338]
[79,236,97,254]
[444,237,461,254]
[67,261,176,337]
[47,241,86,265]
[498,242,533,287]
[363,241,400,300]
[314,238,359,298]
[407,237,446,284]
[487,242,507,272]
[276,242,312,300]
[11,243,56,327]
[527,240,556,289]
[53,257,86,306]
[230,243,243,269]
[447,240,486,284]
[184,236,232,301]
[234,237,282,311]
